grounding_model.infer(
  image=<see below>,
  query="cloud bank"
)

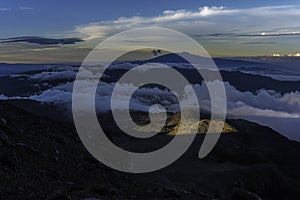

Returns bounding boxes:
[75,5,300,41]
[21,70,300,118]
[1,63,300,119]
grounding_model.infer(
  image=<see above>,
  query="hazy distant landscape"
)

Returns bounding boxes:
[1,53,300,141]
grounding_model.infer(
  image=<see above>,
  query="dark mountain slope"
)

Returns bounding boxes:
[0,100,300,199]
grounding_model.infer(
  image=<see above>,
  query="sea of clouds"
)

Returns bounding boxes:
[1,64,300,119]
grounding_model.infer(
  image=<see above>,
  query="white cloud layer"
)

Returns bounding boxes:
[75,5,300,40]
[29,70,77,81]
[1,66,300,119]
[24,78,300,118]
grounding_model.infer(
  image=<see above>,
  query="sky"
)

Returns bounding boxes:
[0,0,300,63]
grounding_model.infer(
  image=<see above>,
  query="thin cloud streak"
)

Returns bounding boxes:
[18,6,34,10]
[241,42,277,45]
[0,36,83,45]
[0,8,10,11]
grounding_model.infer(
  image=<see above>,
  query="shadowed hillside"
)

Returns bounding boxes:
[0,100,300,199]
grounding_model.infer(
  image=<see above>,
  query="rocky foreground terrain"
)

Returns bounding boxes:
[0,100,300,200]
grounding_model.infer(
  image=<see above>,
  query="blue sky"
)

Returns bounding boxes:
[0,0,300,62]
[1,0,298,37]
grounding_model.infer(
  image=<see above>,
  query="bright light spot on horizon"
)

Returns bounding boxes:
[272,53,281,57]
[272,52,300,57]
